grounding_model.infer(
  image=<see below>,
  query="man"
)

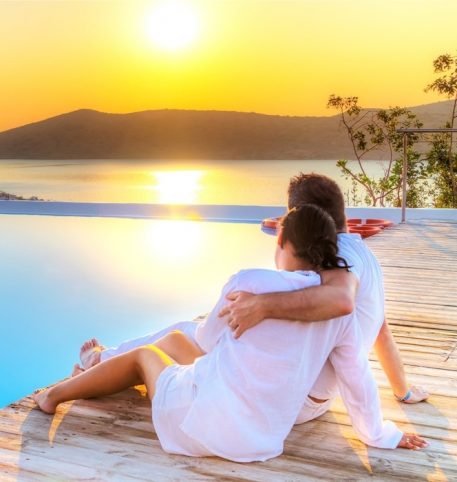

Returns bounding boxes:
[80,173,427,414]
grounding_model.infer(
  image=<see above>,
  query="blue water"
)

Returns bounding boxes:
[0,214,277,407]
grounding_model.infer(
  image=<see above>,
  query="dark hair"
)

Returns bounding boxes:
[281,204,350,270]
[288,173,346,231]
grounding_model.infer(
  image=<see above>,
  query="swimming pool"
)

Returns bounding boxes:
[0,213,277,407]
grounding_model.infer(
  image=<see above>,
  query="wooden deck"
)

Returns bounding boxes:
[1,220,456,481]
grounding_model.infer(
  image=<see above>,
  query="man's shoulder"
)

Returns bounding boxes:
[337,233,381,266]
[337,233,377,256]
[337,232,364,250]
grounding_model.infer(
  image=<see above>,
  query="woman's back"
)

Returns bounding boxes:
[179,268,356,461]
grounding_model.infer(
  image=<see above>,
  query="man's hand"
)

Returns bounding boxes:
[397,432,428,450]
[218,291,266,339]
[399,385,430,404]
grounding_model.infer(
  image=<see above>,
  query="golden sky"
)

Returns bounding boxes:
[1,0,456,132]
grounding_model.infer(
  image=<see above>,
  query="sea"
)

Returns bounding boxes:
[0,159,388,206]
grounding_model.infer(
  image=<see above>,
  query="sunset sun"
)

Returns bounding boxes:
[146,1,200,51]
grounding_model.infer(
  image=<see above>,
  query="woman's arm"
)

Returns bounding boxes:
[194,274,239,352]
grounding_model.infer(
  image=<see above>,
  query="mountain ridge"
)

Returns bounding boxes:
[0,101,453,160]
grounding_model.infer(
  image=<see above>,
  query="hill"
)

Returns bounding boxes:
[0,101,454,160]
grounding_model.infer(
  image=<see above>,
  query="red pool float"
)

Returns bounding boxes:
[349,225,382,238]
[347,218,394,229]
[261,217,280,230]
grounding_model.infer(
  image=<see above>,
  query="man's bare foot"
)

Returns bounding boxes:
[33,389,57,414]
[80,338,105,370]
[71,363,85,377]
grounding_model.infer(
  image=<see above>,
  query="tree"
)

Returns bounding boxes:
[425,53,457,208]
[327,95,428,207]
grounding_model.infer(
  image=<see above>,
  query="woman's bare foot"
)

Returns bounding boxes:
[33,389,58,414]
[80,338,105,370]
[71,363,85,377]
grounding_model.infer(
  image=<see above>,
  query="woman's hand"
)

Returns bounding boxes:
[397,433,428,450]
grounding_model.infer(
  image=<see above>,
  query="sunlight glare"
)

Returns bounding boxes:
[153,170,203,204]
[146,220,203,263]
[146,1,200,51]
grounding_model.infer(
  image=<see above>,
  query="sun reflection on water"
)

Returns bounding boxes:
[146,219,203,264]
[152,170,203,204]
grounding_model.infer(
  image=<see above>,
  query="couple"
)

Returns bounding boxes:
[34,174,428,462]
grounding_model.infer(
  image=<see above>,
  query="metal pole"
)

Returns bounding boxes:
[396,128,457,220]
[401,133,408,223]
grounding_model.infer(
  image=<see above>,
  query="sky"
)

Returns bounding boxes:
[0,0,456,132]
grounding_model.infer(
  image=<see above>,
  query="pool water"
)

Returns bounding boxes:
[0,214,276,407]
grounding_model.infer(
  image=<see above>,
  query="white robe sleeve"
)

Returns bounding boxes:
[194,273,239,353]
[329,318,403,449]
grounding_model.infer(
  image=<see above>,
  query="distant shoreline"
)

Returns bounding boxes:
[0,191,42,201]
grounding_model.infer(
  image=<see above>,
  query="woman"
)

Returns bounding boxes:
[34,204,427,462]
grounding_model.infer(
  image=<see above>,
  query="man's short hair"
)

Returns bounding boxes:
[287,173,346,231]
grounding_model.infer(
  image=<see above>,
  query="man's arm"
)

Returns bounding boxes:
[219,268,358,339]
[330,319,427,450]
[374,319,429,403]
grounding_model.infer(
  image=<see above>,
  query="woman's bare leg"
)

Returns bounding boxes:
[77,329,204,373]
[34,344,174,414]
[80,324,202,369]
[34,331,204,415]
[153,330,205,364]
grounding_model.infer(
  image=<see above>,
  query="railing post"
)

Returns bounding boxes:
[401,132,408,223]
[397,128,457,221]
